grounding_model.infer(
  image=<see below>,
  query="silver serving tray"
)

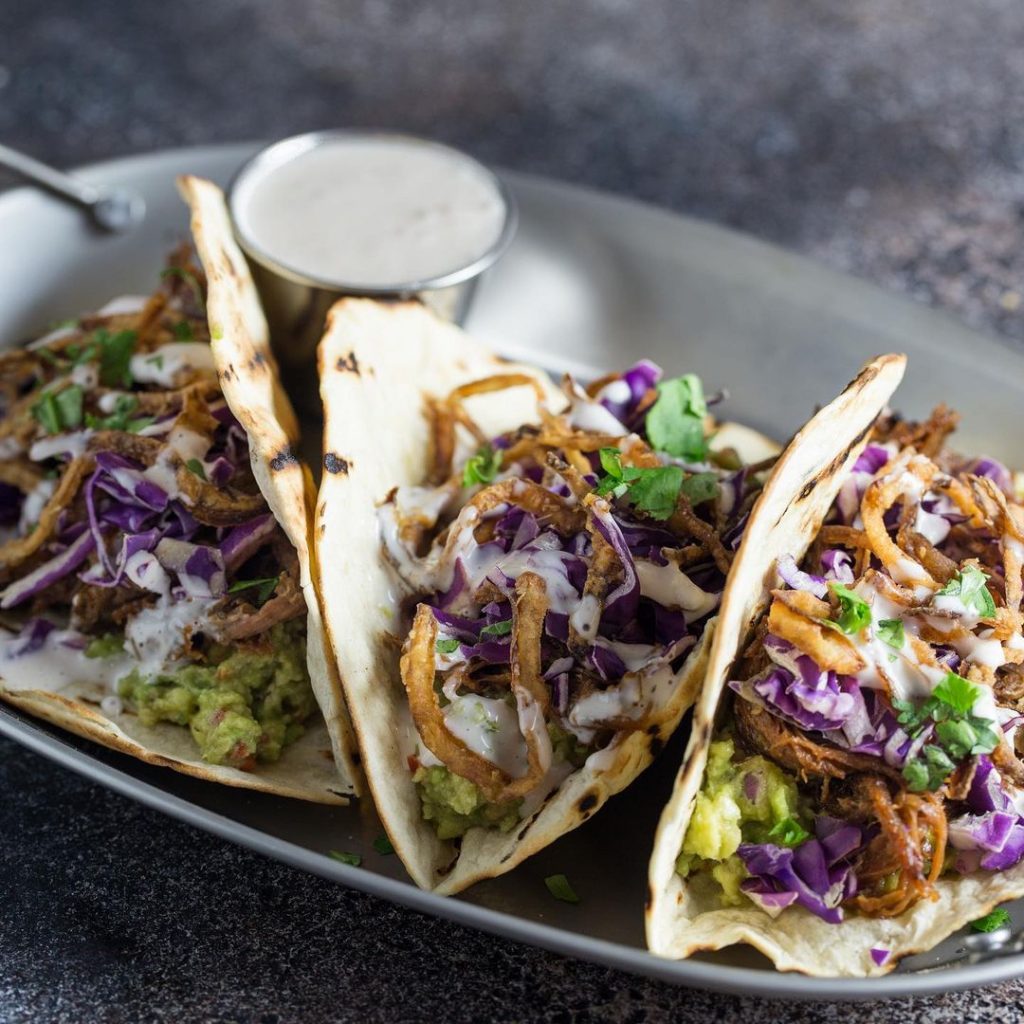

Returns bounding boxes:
[2,143,1022,1001]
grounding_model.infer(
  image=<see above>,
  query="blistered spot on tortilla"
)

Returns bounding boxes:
[218,363,236,382]
[336,351,361,375]
[798,477,817,501]
[577,791,598,814]
[246,351,267,373]
[323,453,351,475]
[270,447,297,471]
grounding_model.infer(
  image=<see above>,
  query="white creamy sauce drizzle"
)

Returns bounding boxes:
[96,295,148,317]
[0,628,132,695]
[442,695,528,778]
[236,137,507,287]
[635,559,718,622]
[568,398,627,436]
[849,578,1002,728]
[18,478,55,533]
[129,343,217,387]
[28,430,92,462]
[124,595,212,678]
[70,363,99,390]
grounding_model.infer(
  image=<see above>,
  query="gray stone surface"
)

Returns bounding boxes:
[2,1,1024,1020]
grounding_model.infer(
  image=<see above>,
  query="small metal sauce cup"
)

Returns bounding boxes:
[227,130,517,376]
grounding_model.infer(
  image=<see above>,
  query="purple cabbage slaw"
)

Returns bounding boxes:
[720,437,1024,923]
[1,409,265,616]
[400,360,757,745]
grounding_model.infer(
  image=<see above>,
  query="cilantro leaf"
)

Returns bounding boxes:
[435,637,461,655]
[227,575,279,605]
[829,582,872,634]
[934,672,981,715]
[767,816,811,847]
[84,393,155,434]
[877,618,904,650]
[32,385,83,434]
[462,444,502,487]
[31,392,61,434]
[480,619,513,638]
[679,471,720,506]
[971,908,1012,933]
[594,448,629,497]
[937,565,996,619]
[373,834,395,856]
[644,374,709,462]
[185,458,207,481]
[328,850,362,867]
[626,465,685,520]
[544,873,580,904]
[95,329,137,388]
[173,320,194,341]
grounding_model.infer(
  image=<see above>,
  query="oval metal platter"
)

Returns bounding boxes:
[1,142,1022,1000]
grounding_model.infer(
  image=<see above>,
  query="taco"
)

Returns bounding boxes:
[0,177,357,804]
[644,360,1024,976]
[314,296,800,892]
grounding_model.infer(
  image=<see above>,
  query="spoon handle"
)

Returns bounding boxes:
[0,142,100,209]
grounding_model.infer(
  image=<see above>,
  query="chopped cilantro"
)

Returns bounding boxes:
[767,817,811,847]
[227,575,279,605]
[84,394,155,434]
[936,565,996,619]
[328,850,362,867]
[877,618,905,650]
[934,672,982,715]
[627,465,686,519]
[829,582,872,634]
[679,471,719,506]
[644,374,709,461]
[895,672,1000,792]
[185,458,207,481]
[462,444,502,487]
[971,908,1012,933]
[32,384,83,434]
[146,354,165,371]
[173,320,194,341]
[480,619,513,638]
[373,834,395,856]
[594,448,689,520]
[435,637,461,655]
[544,873,580,904]
[95,329,137,388]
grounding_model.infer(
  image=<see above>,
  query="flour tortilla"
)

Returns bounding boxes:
[641,355,1006,979]
[0,178,356,805]
[315,297,781,892]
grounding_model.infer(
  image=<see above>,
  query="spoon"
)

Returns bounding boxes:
[0,142,145,232]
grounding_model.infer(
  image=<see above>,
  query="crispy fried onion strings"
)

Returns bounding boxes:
[401,573,553,804]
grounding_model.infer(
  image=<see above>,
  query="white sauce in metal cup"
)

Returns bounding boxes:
[232,136,509,289]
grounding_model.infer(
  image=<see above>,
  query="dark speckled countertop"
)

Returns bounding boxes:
[3,2,1024,1021]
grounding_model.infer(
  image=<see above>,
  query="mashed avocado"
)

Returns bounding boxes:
[414,764,522,839]
[676,735,805,904]
[115,620,314,769]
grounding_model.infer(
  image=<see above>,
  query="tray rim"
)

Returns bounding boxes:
[1,141,1022,1002]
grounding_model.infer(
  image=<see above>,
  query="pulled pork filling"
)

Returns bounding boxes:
[381,362,774,839]
[679,406,1024,924]
[0,249,315,769]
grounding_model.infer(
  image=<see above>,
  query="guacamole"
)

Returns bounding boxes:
[115,620,315,769]
[414,764,522,840]
[676,735,806,904]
